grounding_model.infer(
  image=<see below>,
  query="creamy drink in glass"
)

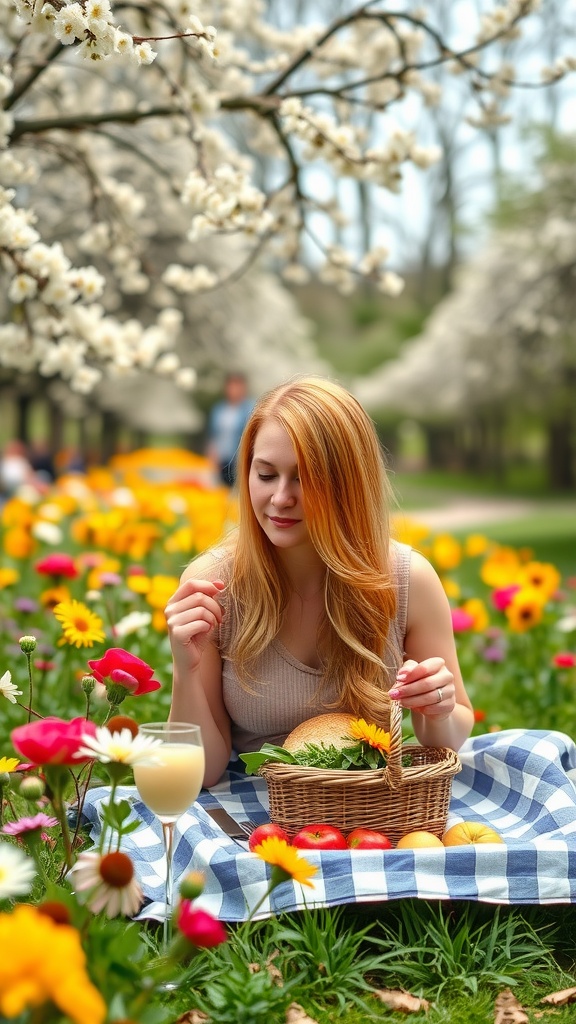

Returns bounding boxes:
[133,722,204,950]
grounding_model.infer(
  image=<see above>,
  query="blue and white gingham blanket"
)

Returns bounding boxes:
[81,729,576,921]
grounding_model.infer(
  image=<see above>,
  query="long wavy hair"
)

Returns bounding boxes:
[230,376,398,726]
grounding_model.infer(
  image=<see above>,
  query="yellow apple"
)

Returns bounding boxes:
[396,830,444,849]
[442,821,504,846]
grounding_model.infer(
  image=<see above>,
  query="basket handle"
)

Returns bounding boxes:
[386,698,404,788]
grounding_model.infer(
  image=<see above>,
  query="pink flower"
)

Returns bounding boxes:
[11,717,97,766]
[177,900,227,948]
[491,584,521,611]
[2,813,59,836]
[552,652,576,669]
[87,648,161,696]
[451,608,475,632]
[35,553,79,579]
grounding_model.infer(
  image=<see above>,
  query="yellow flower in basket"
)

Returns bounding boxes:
[240,713,398,774]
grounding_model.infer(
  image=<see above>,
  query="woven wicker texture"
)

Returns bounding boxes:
[259,700,461,842]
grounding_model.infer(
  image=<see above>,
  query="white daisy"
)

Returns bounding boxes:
[0,841,36,898]
[76,726,163,765]
[0,670,23,704]
[69,850,143,918]
[113,610,152,637]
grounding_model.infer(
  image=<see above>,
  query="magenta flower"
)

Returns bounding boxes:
[35,553,79,579]
[12,717,98,766]
[177,901,227,948]
[2,813,59,836]
[491,584,521,611]
[451,608,475,632]
[552,652,576,669]
[88,648,161,696]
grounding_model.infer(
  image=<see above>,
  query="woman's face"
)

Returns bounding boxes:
[248,419,312,552]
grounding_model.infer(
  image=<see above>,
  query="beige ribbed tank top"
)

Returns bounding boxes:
[206,540,412,754]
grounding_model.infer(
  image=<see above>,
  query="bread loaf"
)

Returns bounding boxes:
[283,713,355,753]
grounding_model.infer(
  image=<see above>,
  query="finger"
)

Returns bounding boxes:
[171,577,227,603]
[166,591,224,621]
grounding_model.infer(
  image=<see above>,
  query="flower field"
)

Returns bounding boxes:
[1,450,576,1024]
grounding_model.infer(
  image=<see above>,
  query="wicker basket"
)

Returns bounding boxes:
[259,700,461,844]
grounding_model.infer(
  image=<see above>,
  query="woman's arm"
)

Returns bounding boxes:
[166,561,233,787]
[389,549,474,751]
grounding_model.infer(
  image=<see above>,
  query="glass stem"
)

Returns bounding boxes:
[161,820,176,951]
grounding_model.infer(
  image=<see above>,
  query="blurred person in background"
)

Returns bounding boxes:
[206,372,256,486]
[29,439,57,485]
[0,439,44,501]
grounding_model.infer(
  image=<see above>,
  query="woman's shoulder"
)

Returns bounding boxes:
[180,538,235,584]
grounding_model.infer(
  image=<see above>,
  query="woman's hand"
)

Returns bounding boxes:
[389,658,455,718]
[165,578,226,671]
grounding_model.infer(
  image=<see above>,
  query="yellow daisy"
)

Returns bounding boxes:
[53,599,106,648]
[349,718,391,755]
[505,588,545,633]
[461,597,490,632]
[431,534,462,572]
[0,567,19,589]
[0,756,20,773]
[517,561,561,603]
[253,836,318,888]
[480,546,522,588]
[465,533,491,558]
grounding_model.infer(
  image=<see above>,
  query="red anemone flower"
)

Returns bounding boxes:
[35,554,79,579]
[87,648,161,695]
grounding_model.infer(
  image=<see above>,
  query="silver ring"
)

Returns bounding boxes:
[437,688,443,704]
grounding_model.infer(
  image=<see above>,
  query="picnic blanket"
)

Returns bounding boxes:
[80,729,576,921]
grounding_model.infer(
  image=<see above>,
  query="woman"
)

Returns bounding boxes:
[167,377,473,787]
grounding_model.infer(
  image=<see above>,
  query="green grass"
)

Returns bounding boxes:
[164,901,576,1024]
[391,465,576,504]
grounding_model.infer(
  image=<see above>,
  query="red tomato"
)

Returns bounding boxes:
[346,827,393,850]
[248,823,290,851]
[291,824,348,850]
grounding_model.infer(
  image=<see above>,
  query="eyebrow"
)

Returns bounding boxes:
[253,457,298,470]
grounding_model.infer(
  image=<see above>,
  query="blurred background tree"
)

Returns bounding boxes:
[0,0,574,466]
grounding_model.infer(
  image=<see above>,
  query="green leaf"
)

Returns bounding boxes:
[239,744,297,774]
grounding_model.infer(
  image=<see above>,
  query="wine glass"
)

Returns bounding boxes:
[133,721,204,951]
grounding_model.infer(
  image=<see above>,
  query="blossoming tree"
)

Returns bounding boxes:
[354,136,576,487]
[1,0,574,409]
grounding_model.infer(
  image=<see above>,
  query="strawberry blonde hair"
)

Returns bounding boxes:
[230,376,398,726]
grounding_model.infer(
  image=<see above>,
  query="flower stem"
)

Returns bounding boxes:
[21,651,34,721]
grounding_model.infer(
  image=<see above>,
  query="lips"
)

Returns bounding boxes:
[268,516,300,527]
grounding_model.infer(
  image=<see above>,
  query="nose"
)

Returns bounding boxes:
[271,477,297,509]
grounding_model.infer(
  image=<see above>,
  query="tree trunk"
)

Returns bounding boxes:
[546,417,575,490]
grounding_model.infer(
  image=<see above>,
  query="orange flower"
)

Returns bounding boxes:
[40,585,71,609]
[3,526,35,560]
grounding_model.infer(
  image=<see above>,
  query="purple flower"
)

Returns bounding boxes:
[482,645,506,663]
[14,597,39,614]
